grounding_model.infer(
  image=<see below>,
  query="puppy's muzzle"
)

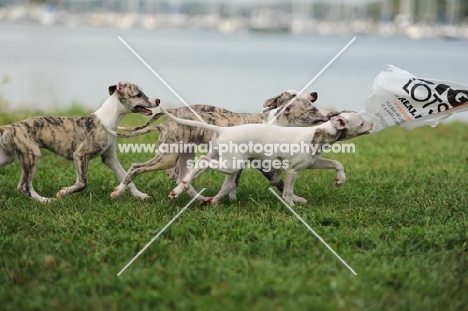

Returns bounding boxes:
[133,98,160,116]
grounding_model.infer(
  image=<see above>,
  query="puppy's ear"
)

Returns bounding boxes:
[310,92,318,103]
[330,116,348,130]
[277,92,297,107]
[263,95,280,108]
[108,85,117,95]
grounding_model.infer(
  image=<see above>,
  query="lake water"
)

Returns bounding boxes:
[0,23,467,122]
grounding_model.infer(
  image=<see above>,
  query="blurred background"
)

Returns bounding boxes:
[0,0,467,121]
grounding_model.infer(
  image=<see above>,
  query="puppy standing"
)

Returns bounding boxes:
[0,82,159,202]
[161,106,373,206]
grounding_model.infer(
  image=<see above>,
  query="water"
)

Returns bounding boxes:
[0,23,467,122]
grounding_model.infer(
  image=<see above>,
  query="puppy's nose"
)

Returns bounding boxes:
[310,92,318,102]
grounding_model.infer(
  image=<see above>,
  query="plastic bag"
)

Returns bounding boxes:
[362,65,468,133]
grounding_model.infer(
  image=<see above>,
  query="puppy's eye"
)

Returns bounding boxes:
[136,92,142,98]
[360,122,364,127]
[291,94,296,98]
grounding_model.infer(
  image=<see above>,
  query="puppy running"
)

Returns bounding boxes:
[161,106,373,206]
[105,91,331,202]
[0,82,159,202]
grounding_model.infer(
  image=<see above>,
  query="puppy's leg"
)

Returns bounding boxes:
[57,146,90,197]
[166,152,196,184]
[16,146,51,202]
[166,166,179,183]
[269,170,282,186]
[169,155,214,199]
[208,172,240,206]
[227,169,242,201]
[177,152,208,202]
[101,149,149,200]
[170,140,225,200]
[282,169,301,206]
[170,156,238,201]
[308,157,346,187]
[259,168,284,190]
[111,153,179,198]
[261,168,306,204]
[166,161,209,201]
[170,149,235,200]
[176,153,193,183]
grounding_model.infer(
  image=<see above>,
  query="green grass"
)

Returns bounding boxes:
[0,109,467,310]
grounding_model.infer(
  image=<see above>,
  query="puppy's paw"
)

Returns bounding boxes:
[41,197,55,203]
[335,177,346,187]
[56,187,69,198]
[282,196,295,206]
[110,186,125,199]
[200,198,210,205]
[229,190,237,201]
[203,197,218,207]
[168,190,179,200]
[130,188,149,200]
[292,195,308,204]
[195,195,207,203]
[135,193,149,200]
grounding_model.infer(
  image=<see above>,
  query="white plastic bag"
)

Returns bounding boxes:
[362,65,468,133]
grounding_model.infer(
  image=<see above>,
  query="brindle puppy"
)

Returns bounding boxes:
[0,81,159,202]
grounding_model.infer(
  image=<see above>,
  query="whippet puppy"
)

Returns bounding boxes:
[0,81,159,202]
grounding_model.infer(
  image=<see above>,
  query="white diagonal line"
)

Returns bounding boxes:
[268,37,356,124]
[117,188,206,276]
[118,36,207,124]
[268,188,357,275]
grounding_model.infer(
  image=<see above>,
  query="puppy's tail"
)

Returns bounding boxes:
[102,124,161,138]
[117,112,164,132]
[159,105,222,134]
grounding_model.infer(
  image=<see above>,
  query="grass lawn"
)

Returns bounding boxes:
[0,109,467,310]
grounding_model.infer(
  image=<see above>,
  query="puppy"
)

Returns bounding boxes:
[0,82,159,202]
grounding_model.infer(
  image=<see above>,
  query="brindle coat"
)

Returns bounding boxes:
[0,82,159,202]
